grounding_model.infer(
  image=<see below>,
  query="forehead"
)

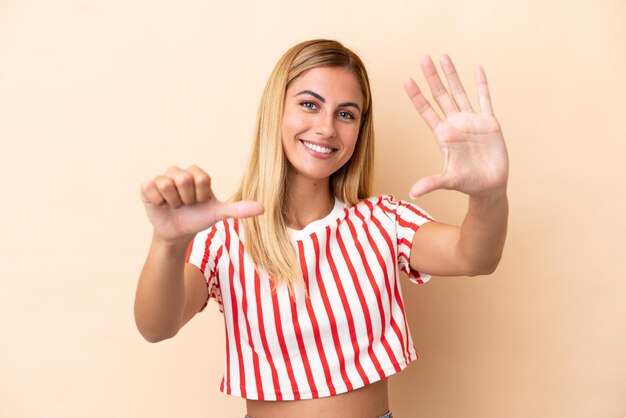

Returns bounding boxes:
[286,67,364,104]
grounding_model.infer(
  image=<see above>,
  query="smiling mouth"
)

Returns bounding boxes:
[300,140,337,155]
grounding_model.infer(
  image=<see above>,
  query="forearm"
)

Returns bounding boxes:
[456,188,509,276]
[134,232,190,342]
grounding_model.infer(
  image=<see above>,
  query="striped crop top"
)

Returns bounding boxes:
[185,195,436,400]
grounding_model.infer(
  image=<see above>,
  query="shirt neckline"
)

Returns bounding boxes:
[287,197,347,241]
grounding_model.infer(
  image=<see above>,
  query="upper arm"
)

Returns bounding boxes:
[410,221,466,277]
[180,263,209,327]
[181,225,222,324]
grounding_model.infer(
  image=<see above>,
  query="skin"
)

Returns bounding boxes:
[134,55,508,418]
[280,66,364,230]
[404,55,508,277]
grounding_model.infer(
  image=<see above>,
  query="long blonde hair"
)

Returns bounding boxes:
[233,39,375,292]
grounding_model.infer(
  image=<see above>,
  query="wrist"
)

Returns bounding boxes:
[151,230,194,251]
[469,185,508,203]
[467,187,508,218]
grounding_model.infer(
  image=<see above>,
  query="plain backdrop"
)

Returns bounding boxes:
[1,0,625,417]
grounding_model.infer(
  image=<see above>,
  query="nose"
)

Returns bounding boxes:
[314,112,336,138]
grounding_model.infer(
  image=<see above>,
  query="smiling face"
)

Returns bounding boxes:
[281,66,365,184]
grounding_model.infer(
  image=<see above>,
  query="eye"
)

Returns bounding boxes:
[300,101,318,110]
[337,111,355,120]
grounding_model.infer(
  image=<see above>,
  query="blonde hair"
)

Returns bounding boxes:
[233,39,375,293]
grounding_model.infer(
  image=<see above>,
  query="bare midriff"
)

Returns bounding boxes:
[245,377,389,418]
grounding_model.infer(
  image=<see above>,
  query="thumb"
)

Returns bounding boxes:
[409,175,448,199]
[215,201,265,221]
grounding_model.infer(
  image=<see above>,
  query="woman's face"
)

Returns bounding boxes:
[281,66,364,183]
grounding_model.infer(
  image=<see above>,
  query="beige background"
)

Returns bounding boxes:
[1,0,625,417]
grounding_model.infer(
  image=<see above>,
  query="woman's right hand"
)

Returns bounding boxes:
[140,165,264,244]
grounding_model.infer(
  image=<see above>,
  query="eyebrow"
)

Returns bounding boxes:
[295,90,362,113]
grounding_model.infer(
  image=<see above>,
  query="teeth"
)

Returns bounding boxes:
[303,141,334,154]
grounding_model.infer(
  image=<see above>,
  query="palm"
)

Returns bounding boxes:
[404,54,509,198]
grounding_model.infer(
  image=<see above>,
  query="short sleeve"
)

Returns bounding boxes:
[185,226,223,313]
[380,195,437,285]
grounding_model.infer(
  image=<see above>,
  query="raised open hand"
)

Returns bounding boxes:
[140,165,264,244]
[404,54,509,198]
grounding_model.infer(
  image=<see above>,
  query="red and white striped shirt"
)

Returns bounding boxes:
[185,195,435,400]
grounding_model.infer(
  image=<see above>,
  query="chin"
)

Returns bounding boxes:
[289,163,340,182]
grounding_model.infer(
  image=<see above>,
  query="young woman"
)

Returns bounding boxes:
[134,39,508,418]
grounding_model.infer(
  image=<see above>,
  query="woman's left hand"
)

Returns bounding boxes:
[404,54,509,199]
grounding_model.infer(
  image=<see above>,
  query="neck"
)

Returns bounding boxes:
[284,168,334,230]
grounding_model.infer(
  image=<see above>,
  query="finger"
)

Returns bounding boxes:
[140,180,165,205]
[403,77,441,132]
[185,165,213,203]
[439,54,474,112]
[153,175,183,208]
[420,55,458,117]
[409,175,449,199]
[215,201,265,221]
[475,66,494,116]
[166,166,196,205]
